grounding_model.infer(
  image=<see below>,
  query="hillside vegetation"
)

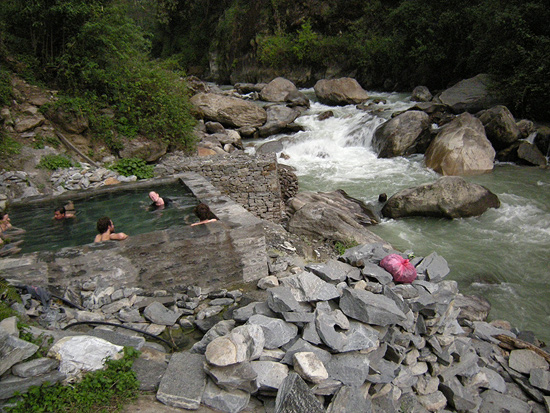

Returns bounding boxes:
[0,0,548,159]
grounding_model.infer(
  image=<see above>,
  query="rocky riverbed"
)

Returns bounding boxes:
[1,242,549,412]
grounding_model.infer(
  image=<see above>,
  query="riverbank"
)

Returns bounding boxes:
[1,241,549,412]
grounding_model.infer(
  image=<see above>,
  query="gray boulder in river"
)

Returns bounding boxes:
[372,110,431,158]
[286,190,389,247]
[425,112,495,176]
[190,92,267,128]
[382,176,500,219]
[437,73,503,114]
[313,77,369,106]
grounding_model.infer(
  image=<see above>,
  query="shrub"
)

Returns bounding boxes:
[110,157,154,180]
[37,154,77,170]
[0,68,12,106]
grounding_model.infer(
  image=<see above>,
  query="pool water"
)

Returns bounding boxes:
[7,183,199,254]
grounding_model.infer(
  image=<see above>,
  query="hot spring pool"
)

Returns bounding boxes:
[7,182,199,254]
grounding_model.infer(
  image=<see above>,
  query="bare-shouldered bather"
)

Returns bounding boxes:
[190,203,218,226]
[94,216,128,242]
[54,206,75,220]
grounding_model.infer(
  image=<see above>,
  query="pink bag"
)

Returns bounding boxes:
[380,254,417,283]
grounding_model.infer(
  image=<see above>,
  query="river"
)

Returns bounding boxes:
[246,89,550,344]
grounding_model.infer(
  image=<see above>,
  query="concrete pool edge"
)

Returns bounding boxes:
[0,173,268,295]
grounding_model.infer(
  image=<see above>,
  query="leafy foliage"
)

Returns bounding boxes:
[1,1,197,152]
[18,328,54,359]
[0,67,12,106]
[37,154,77,170]
[0,277,21,321]
[110,157,154,180]
[334,240,359,256]
[8,347,140,413]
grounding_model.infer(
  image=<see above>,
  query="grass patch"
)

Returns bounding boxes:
[334,239,359,255]
[0,277,21,321]
[37,154,77,170]
[8,347,140,413]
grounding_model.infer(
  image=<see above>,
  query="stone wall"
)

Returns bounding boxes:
[0,173,269,294]
[155,153,287,222]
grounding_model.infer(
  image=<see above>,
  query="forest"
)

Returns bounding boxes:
[1,0,549,154]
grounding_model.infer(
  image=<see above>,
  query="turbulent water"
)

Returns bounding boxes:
[246,89,550,344]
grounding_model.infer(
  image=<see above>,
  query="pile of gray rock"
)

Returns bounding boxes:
[1,242,549,412]
[49,164,136,193]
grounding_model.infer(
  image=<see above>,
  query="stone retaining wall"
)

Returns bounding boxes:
[0,173,268,294]
[155,153,288,222]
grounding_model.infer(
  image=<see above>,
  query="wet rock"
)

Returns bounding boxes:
[438,74,502,113]
[204,361,259,393]
[383,176,500,219]
[250,360,289,392]
[454,293,491,322]
[340,242,393,266]
[274,372,324,413]
[267,287,309,313]
[156,352,206,410]
[326,352,370,386]
[190,92,267,128]
[314,78,369,106]
[417,390,447,412]
[479,389,532,413]
[439,375,479,411]
[339,287,407,326]
[362,262,393,285]
[412,86,433,103]
[478,105,521,150]
[247,315,298,349]
[143,301,181,326]
[132,357,167,391]
[424,112,496,175]
[205,324,265,367]
[327,385,373,413]
[293,351,328,384]
[0,329,39,376]
[258,276,279,289]
[279,271,340,302]
[281,339,332,366]
[509,349,549,374]
[260,77,303,104]
[0,370,66,400]
[372,110,430,158]
[530,369,550,392]
[11,357,59,378]
[306,259,359,283]
[190,320,236,354]
[201,379,251,413]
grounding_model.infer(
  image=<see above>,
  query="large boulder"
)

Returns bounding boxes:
[425,112,495,175]
[478,105,521,150]
[437,74,502,114]
[313,78,369,106]
[287,190,390,246]
[119,136,168,162]
[372,110,431,157]
[259,77,308,105]
[411,86,433,102]
[534,126,550,156]
[517,141,548,166]
[258,105,301,137]
[190,93,267,128]
[381,176,500,219]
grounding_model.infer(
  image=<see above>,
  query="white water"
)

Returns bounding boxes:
[246,90,550,344]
